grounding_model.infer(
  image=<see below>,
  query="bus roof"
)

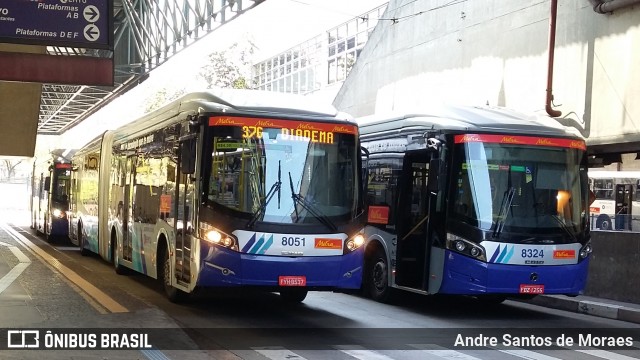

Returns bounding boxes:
[357,104,583,139]
[165,89,348,121]
[73,89,354,155]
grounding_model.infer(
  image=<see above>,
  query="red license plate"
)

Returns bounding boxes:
[279,276,306,287]
[519,284,545,294]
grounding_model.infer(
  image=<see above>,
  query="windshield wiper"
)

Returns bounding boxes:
[548,213,579,242]
[288,172,337,232]
[247,161,282,228]
[492,186,515,239]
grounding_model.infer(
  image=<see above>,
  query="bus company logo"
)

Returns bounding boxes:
[255,120,276,127]
[332,125,355,134]
[314,238,342,249]
[571,140,586,150]
[553,249,576,259]
[212,117,240,126]
[536,138,558,146]
[368,205,389,224]
[501,136,522,144]
[296,123,320,131]
[460,134,481,142]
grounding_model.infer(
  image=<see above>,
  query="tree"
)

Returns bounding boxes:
[198,41,256,89]
[1,159,23,182]
[143,86,187,113]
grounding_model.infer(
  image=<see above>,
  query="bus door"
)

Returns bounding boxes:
[35,173,46,231]
[122,156,136,262]
[174,139,195,285]
[615,183,633,231]
[395,150,432,290]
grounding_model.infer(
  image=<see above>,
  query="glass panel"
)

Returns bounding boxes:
[449,140,587,241]
[205,124,360,224]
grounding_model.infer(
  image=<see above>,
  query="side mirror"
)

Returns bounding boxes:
[361,146,370,201]
[180,136,197,175]
[44,176,51,192]
[427,158,441,193]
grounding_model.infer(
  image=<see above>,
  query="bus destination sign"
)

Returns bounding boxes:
[0,0,112,49]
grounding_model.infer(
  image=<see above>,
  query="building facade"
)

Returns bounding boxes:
[333,0,640,163]
[252,4,387,102]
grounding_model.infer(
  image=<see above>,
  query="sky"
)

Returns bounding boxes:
[47,0,388,155]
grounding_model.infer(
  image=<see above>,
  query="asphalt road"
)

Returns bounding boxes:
[1,218,639,360]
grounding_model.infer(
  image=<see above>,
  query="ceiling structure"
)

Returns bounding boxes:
[37,0,264,135]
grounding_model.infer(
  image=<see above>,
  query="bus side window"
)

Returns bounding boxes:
[367,157,402,226]
[593,178,613,200]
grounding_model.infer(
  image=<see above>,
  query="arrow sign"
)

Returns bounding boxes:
[84,24,100,42]
[84,5,100,22]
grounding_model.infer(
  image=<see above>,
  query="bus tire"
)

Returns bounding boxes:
[159,245,186,303]
[279,288,308,303]
[366,246,392,303]
[596,215,611,230]
[111,232,128,275]
[78,222,89,256]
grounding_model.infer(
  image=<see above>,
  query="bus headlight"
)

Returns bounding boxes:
[199,223,238,251]
[52,209,66,218]
[446,233,486,261]
[344,233,365,253]
[579,241,593,259]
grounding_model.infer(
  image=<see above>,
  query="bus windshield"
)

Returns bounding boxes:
[205,118,361,225]
[449,135,588,241]
[52,165,71,206]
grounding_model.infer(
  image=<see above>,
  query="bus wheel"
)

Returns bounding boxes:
[279,288,308,303]
[596,215,611,230]
[366,247,392,302]
[78,223,89,256]
[159,246,186,303]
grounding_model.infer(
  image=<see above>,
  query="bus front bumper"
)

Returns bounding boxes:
[196,245,364,290]
[438,250,589,296]
[50,217,69,237]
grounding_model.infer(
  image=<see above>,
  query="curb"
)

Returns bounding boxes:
[523,295,640,324]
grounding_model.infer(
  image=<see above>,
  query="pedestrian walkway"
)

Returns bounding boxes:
[0,221,211,360]
[525,294,640,324]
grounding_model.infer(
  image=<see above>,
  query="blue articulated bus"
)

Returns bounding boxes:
[31,158,71,242]
[359,105,593,303]
[68,90,366,302]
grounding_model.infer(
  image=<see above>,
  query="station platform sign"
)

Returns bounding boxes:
[0,0,113,50]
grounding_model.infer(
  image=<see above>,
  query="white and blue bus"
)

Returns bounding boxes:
[588,170,640,231]
[359,106,593,303]
[67,90,366,302]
